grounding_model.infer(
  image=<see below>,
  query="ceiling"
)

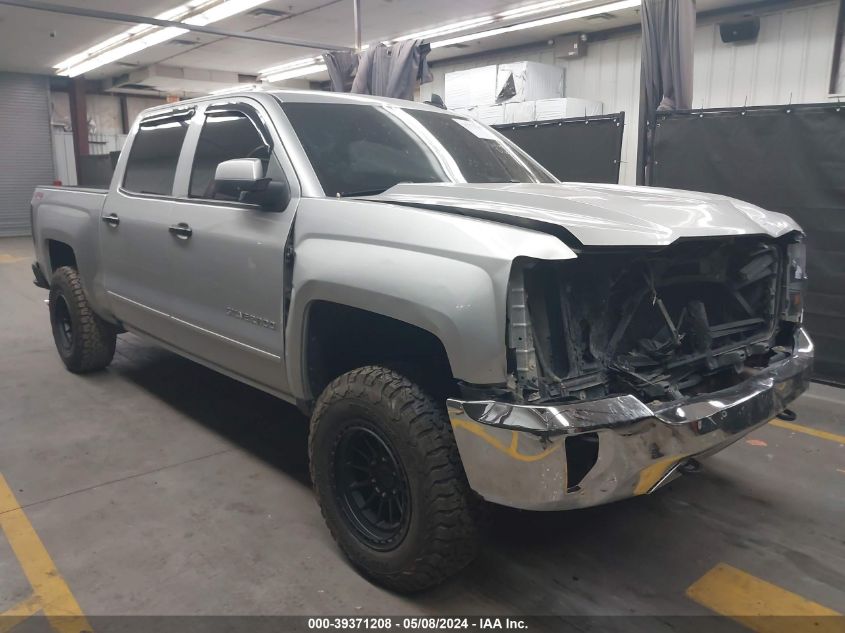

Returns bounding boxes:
[0,0,755,91]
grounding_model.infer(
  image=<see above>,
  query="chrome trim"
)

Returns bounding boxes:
[108,291,169,318]
[170,315,281,362]
[447,328,813,511]
[108,291,281,362]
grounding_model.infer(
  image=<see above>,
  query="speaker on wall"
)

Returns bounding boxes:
[720,17,761,43]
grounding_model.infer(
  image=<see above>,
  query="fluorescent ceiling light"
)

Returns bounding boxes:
[256,0,639,85]
[209,83,262,95]
[259,56,323,75]
[54,0,271,77]
[430,0,641,48]
[497,0,595,19]
[392,16,496,42]
[184,0,269,25]
[263,63,328,83]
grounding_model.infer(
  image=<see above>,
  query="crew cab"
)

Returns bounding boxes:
[30,89,812,592]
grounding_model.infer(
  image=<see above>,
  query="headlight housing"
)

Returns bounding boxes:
[783,237,806,323]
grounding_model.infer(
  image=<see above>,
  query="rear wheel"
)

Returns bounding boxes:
[48,266,117,373]
[309,366,479,592]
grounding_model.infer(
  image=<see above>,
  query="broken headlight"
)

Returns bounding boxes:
[783,238,806,323]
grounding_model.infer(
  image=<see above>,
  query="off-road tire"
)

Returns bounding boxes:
[309,366,479,592]
[49,266,117,373]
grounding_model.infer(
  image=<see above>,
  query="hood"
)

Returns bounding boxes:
[368,182,800,247]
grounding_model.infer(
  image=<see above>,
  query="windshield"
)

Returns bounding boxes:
[281,102,556,197]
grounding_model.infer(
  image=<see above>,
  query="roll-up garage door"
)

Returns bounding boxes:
[0,72,54,236]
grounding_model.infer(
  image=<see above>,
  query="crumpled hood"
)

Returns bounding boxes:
[369,182,801,247]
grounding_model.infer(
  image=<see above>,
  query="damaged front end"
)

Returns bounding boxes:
[508,234,800,404]
[447,233,812,511]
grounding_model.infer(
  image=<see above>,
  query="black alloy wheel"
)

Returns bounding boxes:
[334,425,411,551]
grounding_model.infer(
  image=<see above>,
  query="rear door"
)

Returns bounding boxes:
[164,99,299,393]
[100,108,192,342]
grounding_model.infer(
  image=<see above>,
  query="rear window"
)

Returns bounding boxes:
[123,116,190,195]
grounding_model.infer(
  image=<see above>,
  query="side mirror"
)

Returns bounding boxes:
[213,158,290,210]
[214,158,268,195]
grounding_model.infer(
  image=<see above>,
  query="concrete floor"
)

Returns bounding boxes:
[1,236,844,624]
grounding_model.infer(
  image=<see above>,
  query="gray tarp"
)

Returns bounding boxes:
[641,0,696,112]
[323,39,432,100]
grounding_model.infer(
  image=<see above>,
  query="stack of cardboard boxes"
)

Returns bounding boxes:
[445,61,602,125]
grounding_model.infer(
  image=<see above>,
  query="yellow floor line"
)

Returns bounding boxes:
[769,419,845,445]
[0,473,93,633]
[687,563,844,633]
[0,593,42,633]
[0,254,27,264]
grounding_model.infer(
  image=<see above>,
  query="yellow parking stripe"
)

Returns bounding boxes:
[687,563,843,633]
[0,254,27,264]
[0,473,92,633]
[0,593,42,633]
[769,419,845,444]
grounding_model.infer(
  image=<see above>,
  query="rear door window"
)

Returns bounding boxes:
[123,114,190,196]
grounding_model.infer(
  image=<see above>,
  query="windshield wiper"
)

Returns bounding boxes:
[336,188,389,198]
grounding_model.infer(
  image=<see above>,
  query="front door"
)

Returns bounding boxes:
[100,109,192,343]
[165,101,298,393]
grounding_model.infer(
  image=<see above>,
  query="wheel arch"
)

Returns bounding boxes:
[295,299,458,408]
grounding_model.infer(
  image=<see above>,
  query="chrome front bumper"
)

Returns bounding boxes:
[447,328,813,511]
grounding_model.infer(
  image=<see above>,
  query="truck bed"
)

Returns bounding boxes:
[31,185,108,295]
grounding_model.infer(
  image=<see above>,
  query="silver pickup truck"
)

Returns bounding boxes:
[30,89,812,591]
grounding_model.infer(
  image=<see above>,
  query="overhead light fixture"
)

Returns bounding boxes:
[259,56,323,76]
[209,83,262,95]
[263,63,328,83]
[391,16,496,43]
[257,0,640,85]
[430,0,641,48]
[496,0,596,20]
[54,0,271,77]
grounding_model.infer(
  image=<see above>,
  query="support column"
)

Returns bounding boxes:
[67,78,88,183]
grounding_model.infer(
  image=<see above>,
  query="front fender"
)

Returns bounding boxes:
[284,198,576,400]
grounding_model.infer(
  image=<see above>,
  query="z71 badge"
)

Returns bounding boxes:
[225,307,277,330]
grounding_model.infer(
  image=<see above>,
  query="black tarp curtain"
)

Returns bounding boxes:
[493,113,625,184]
[650,104,845,385]
[638,0,696,183]
[323,40,432,100]
[641,0,696,112]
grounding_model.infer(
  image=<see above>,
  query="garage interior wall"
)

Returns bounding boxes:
[0,72,54,237]
[423,0,840,185]
[50,92,165,187]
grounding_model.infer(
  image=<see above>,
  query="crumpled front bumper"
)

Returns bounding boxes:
[447,328,813,511]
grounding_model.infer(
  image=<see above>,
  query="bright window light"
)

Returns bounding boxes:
[263,63,328,83]
[54,0,272,77]
[430,0,641,48]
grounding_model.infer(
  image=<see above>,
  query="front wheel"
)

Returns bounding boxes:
[309,366,479,592]
[48,266,117,373]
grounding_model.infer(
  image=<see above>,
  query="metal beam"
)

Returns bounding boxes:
[352,0,361,51]
[0,0,353,52]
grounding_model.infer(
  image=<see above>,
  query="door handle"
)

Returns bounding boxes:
[102,213,120,227]
[168,223,193,239]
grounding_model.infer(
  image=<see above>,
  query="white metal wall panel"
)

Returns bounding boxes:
[426,0,840,184]
[0,72,54,236]
[51,131,77,186]
[694,1,839,108]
